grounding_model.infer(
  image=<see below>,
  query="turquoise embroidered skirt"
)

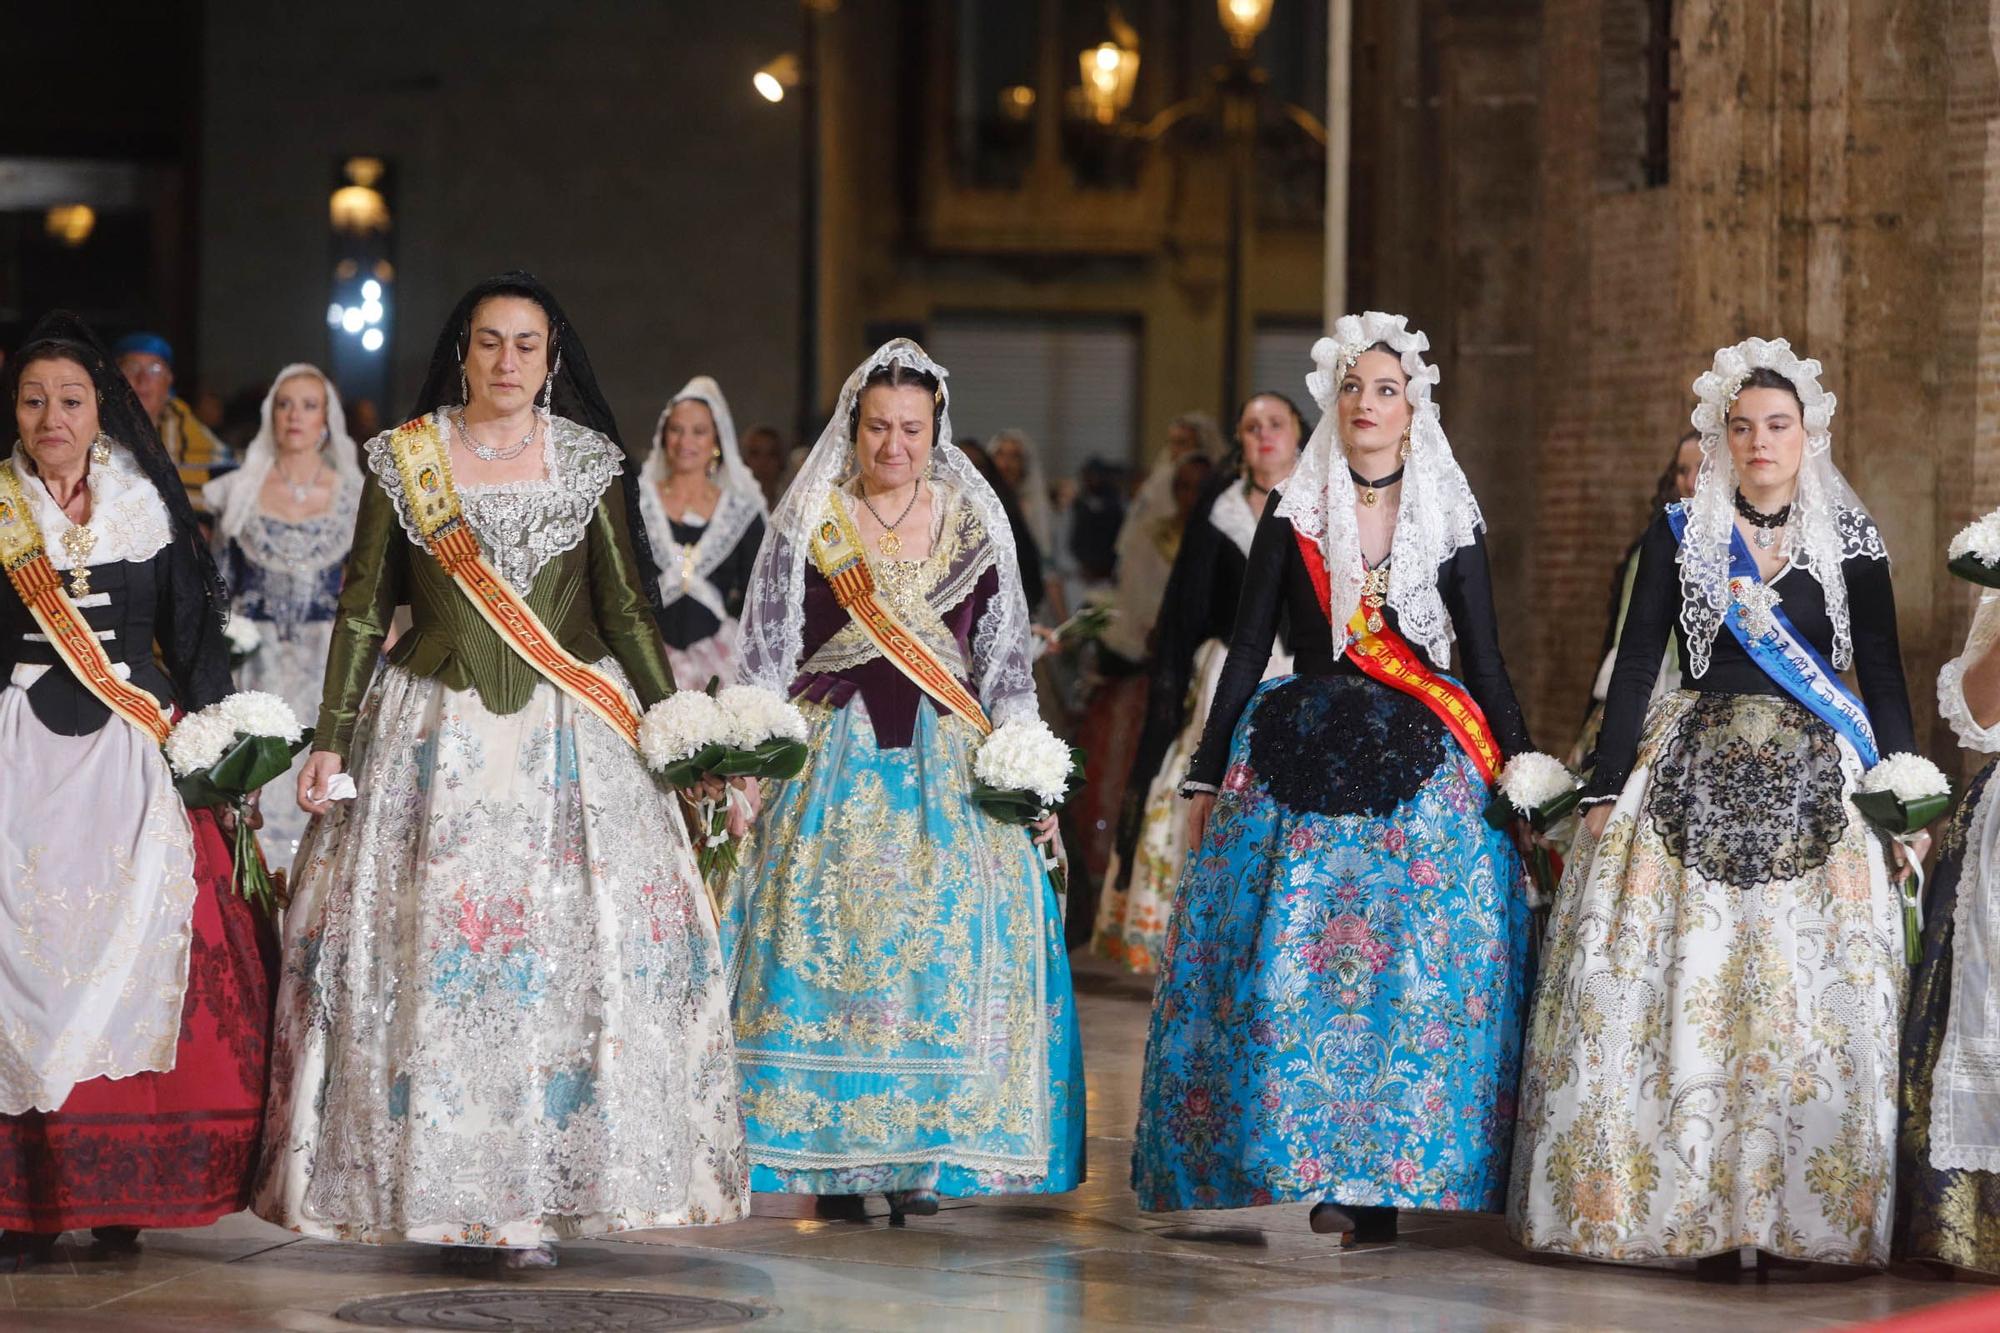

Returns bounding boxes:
[1132,673,1529,1213]
[721,700,1085,1196]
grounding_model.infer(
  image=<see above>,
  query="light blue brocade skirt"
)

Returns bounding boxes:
[720,699,1085,1196]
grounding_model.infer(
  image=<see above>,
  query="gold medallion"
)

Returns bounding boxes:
[877,530,902,558]
[1361,488,1378,506]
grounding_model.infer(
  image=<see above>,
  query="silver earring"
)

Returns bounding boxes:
[89,433,112,465]
[539,346,563,414]
[459,367,470,404]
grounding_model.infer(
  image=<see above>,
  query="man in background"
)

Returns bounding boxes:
[113,331,234,512]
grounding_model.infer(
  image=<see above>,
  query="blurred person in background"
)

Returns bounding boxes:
[113,331,234,512]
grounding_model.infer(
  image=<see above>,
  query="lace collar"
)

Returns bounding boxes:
[9,442,173,568]
[366,412,624,593]
[1207,481,1260,557]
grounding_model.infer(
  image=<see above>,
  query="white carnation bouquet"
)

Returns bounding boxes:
[640,679,810,884]
[1855,752,1953,966]
[165,690,311,913]
[971,716,1085,896]
[1483,751,1583,907]
[223,612,262,663]
[1949,510,2000,588]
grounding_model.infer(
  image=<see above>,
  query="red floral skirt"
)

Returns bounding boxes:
[0,809,275,1231]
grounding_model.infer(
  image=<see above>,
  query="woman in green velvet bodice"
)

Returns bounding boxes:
[255,273,748,1268]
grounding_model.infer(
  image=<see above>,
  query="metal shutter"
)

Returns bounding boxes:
[927,314,1140,479]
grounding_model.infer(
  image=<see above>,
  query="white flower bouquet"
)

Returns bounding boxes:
[1948,510,2000,588]
[223,613,261,664]
[971,716,1085,896]
[1855,752,1953,966]
[640,680,810,883]
[1483,751,1583,906]
[165,690,311,913]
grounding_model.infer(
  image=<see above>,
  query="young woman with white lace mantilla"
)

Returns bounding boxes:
[257,273,747,1268]
[201,363,362,860]
[1131,315,1535,1246]
[1091,393,1302,974]
[721,340,1084,1223]
[1509,338,1922,1272]
[637,376,766,689]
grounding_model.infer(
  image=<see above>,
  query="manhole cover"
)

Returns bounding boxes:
[333,1288,765,1331]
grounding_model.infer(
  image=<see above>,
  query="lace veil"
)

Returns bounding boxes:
[206,362,361,544]
[1678,337,1885,678]
[1274,311,1484,665]
[737,338,1038,723]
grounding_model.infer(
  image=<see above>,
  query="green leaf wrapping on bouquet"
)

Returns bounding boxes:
[657,742,729,789]
[709,737,810,780]
[972,784,1047,824]
[1852,788,1952,835]
[174,729,315,809]
[230,808,280,917]
[1950,551,2000,589]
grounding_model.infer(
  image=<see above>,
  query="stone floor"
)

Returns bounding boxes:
[5,957,1992,1331]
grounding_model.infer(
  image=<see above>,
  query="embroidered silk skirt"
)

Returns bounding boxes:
[1095,639,1292,975]
[1131,673,1529,1213]
[721,699,1085,1197]
[1895,758,2000,1273]
[1508,690,1901,1267]
[253,662,749,1245]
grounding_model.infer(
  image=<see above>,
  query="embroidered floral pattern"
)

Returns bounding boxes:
[1133,674,1528,1213]
[1510,689,1901,1266]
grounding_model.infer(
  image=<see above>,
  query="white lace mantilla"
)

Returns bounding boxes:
[1276,312,1484,666]
[365,413,624,593]
[8,442,172,568]
[638,459,762,618]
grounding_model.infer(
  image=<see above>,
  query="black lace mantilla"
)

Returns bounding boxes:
[1243,675,1450,819]
[1645,693,1847,888]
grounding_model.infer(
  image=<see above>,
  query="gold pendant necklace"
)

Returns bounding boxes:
[859,478,922,557]
[1361,563,1390,634]
[60,524,97,599]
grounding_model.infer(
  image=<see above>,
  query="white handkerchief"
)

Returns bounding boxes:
[324,774,358,802]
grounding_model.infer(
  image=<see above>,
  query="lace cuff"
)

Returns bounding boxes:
[1178,779,1219,798]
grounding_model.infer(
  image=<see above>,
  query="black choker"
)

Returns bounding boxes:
[1733,489,1791,551]
[1351,465,1404,507]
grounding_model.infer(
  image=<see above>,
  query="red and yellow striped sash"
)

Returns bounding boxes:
[1294,529,1500,785]
[809,492,992,736]
[386,418,643,749]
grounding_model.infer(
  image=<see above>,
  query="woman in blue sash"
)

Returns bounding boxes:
[1131,314,1538,1244]
[721,340,1084,1223]
[1509,338,1923,1271]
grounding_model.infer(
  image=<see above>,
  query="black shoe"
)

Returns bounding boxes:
[1,1230,60,1269]
[885,1189,939,1226]
[813,1194,869,1222]
[1308,1203,1397,1246]
[1695,1251,1742,1282]
[90,1226,141,1253]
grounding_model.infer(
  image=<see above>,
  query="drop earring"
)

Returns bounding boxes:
[89,433,112,466]
[459,367,470,404]
[1399,425,1412,462]
[539,346,563,415]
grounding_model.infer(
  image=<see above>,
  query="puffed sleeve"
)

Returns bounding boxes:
[590,475,677,710]
[1939,591,2000,754]
[1580,512,1679,804]
[1183,499,1293,790]
[1845,553,1916,758]
[313,473,406,759]
[1437,530,1533,759]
